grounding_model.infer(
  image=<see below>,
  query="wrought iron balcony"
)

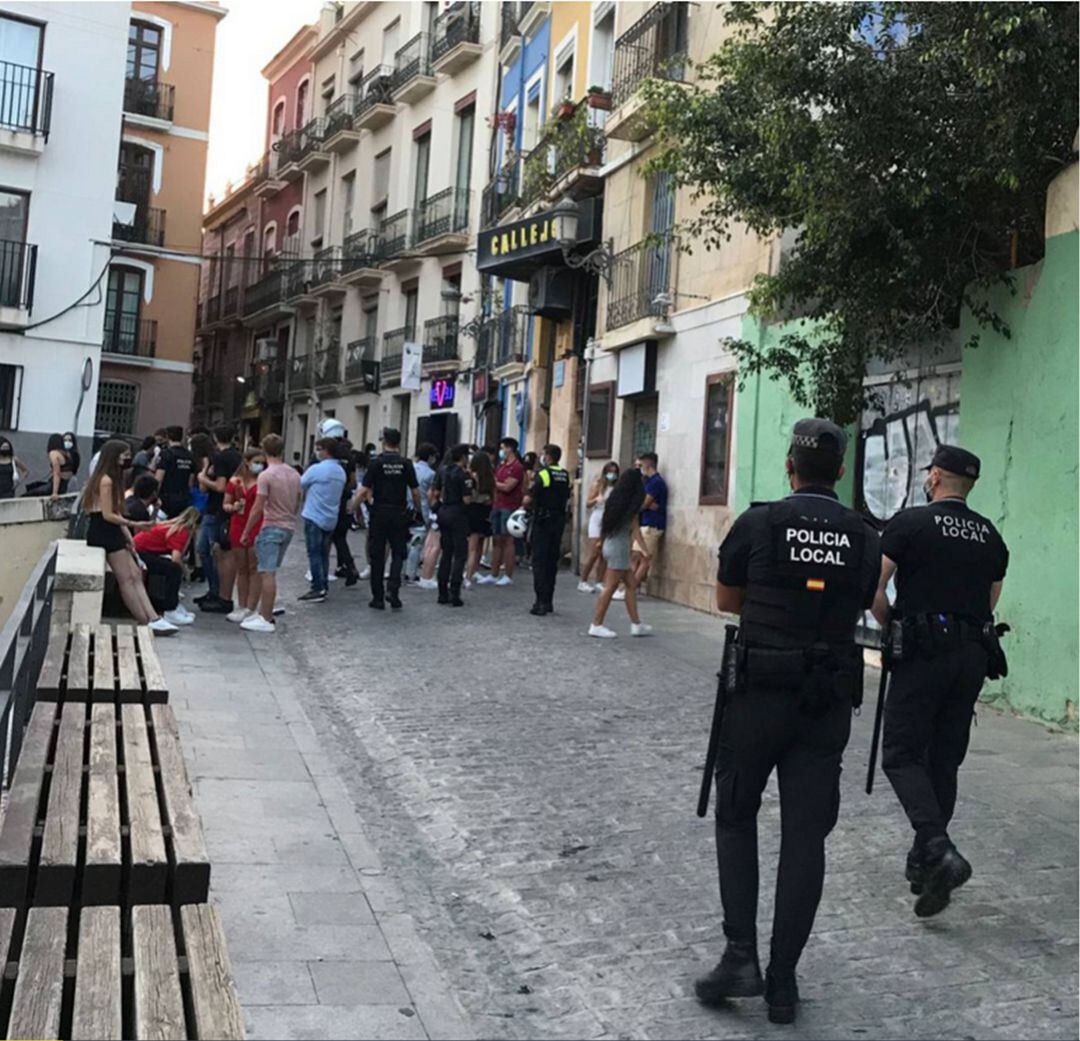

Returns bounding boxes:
[0,239,35,313]
[325,93,359,136]
[242,268,284,316]
[296,117,329,163]
[355,65,396,128]
[521,102,605,204]
[290,354,312,392]
[480,159,521,229]
[344,336,375,382]
[379,209,414,257]
[310,246,343,288]
[606,236,674,330]
[256,366,285,406]
[102,314,156,357]
[494,306,529,367]
[423,316,459,364]
[381,326,411,385]
[283,258,312,300]
[312,337,341,387]
[432,2,481,66]
[113,207,165,247]
[393,33,434,97]
[223,285,241,318]
[500,3,521,51]
[123,76,174,121]
[273,128,304,166]
[0,60,53,138]
[418,187,470,243]
[343,228,385,270]
[611,2,689,108]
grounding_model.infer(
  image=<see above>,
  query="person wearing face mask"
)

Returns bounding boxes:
[871,445,1009,920]
[0,437,28,499]
[44,433,78,500]
[578,461,620,593]
[220,447,268,624]
[522,443,572,616]
[490,437,525,586]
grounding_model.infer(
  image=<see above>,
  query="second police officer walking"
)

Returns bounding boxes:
[871,444,1009,917]
[523,443,572,616]
[696,419,881,1025]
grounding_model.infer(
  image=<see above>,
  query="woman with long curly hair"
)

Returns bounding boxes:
[588,467,653,638]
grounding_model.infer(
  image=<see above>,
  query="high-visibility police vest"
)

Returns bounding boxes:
[534,464,571,515]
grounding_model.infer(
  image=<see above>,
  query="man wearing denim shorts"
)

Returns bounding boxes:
[239,433,301,633]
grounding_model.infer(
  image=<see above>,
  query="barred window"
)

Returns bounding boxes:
[95,379,138,435]
[0,363,21,428]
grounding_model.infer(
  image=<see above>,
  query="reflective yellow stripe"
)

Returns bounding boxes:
[539,469,551,487]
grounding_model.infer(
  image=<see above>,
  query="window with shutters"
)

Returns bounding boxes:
[700,373,734,505]
[585,382,615,458]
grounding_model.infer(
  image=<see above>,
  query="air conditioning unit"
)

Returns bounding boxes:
[528,266,574,319]
[254,337,277,363]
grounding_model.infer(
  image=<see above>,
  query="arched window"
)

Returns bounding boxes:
[296,79,309,128]
[271,100,285,140]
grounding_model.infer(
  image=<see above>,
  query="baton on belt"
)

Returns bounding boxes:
[697,624,739,818]
[865,624,898,795]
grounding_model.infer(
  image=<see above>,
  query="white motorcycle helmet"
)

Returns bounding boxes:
[506,508,530,539]
[317,417,346,440]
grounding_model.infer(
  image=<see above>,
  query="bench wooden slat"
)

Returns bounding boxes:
[116,624,142,699]
[133,904,187,1041]
[37,701,85,905]
[122,704,167,903]
[92,624,116,702]
[8,905,67,1040]
[181,903,245,1040]
[152,704,210,903]
[36,626,69,700]
[0,906,15,971]
[0,702,57,906]
[72,905,123,1041]
[67,622,92,700]
[85,703,122,905]
[135,624,168,702]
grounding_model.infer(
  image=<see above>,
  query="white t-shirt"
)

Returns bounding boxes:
[588,484,613,539]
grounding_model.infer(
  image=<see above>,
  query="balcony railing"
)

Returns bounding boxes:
[494,306,529,367]
[311,246,342,287]
[432,2,481,62]
[611,2,689,108]
[243,268,284,316]
[102,314,156,357]
[500,3,521,50]
[113,207,166,247]
[606,236,674,330]
[423,316,459,364]
[356,65,395,116]
[312,338,341,387]
[256,366,285,406]
[418,187,469,242]
[283,258,312,300]
[521,102,605,203]
[381,326,411,384]
[379,209,414,257]
[273,128,303,166]
[324,93,359,136]
[480,159,521,229]
[343,228,385,269]
[223,284,241,317]
[297,117,328,160]
[0,61,53,138]
[290,354,312,391]
[123,76,175,122]
[344,336,375,382]
[0,239,35,311]
[393,33,433,89]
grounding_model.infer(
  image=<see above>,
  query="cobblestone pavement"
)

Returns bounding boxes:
[164,540,1078,1041]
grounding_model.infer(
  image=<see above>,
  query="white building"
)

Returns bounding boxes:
[0,2,129,483]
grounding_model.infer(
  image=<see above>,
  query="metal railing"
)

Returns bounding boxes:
[343,228,385,269]
[112,207,166,247]
[356,65,396,116]
[344,336,375,382]
[0,60,53,138]
[606,236,674,329]
[312,338,341,386]
[480,159,521,228]
[379,209,414,256]
[381,326,411,384]
[297,117,328,160]
[394,32,433,90]
[0,239,36,311]
[612,2,688,108]
[432,2,481,62]
[494,306,529,366]
[521,102,605,203]
[290,354,312,391]
[324,93,359,136]
[103,314,156,357]
[223,284,241,317]
[423,315,459,363]
[273,127,303,166]
[0,544,56,786]
[418,187,470,242]
[254,365,285,405]
[283,257,312,300]
[243,268,284,315]
[123,76,175,121]
[500,2,521,50]
[311,246,342,287]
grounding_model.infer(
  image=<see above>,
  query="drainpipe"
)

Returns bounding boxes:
[573,338,596,574]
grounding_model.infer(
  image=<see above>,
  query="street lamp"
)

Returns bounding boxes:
[550,196,616,288]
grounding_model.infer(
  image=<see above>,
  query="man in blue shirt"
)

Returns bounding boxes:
[299,437,346,602]
[633,451,667,592]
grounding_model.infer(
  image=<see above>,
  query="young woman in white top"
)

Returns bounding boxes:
[577,461,619,592]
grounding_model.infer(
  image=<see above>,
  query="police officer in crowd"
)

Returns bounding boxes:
[871,445,1008,917]
[354,428,421,611]
[523,443,572,616]
[431,443,473,606]
[696,419,880,1025]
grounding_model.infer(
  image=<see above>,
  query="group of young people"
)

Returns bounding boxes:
[0,431,81,500]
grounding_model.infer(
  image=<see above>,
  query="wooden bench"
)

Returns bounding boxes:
[0,902,244,1039]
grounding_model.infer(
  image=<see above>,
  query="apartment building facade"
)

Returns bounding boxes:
[0,3,127,481]
[99,0,224,440]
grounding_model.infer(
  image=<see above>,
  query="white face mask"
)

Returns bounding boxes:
[605,471,617,483]
[63,440,74,450]
[250,462,265,475]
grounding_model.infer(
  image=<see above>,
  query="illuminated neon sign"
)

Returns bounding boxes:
[430,377,456,409]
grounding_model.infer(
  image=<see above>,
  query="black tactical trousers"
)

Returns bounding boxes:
[437,505,469,596]
[881,641,987,848]
[531,513,566,608]
[333,504,358,577]
[714,684,851,973]
[368,507,409,601]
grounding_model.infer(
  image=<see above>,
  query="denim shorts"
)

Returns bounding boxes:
[254,525,293,573]
[490,508,516,536]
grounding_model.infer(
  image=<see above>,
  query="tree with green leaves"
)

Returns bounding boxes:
[643,2,1078,422]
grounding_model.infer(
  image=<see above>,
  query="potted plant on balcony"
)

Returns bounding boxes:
[587,85,612,111]
[557,95,576,121]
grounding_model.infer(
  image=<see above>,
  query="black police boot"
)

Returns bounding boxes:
[368,598,385,610]
[388,593,402,610]
[344,569,359,587]
[335,564,348,578]
[437,588,450,605]
[529,602,548,616]
[693,942,764,1005]
[906,843,926,896]
[764,967,799,1025]
[914,836,972,918]
[450,588,464,607]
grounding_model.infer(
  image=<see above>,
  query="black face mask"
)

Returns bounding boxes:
[923,478,934,503]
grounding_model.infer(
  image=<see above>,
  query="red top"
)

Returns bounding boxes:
[494,458,525,510]
[228,477,262,545]
[134,523,191,557]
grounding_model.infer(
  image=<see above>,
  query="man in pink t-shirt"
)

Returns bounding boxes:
[489,436,524,584]
[238,433,301,631]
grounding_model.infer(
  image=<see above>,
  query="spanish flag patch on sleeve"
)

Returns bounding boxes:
[806,578,826,592]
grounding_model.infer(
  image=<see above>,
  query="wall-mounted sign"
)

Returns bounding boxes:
[430,376,456,409]
[553,359,566,389]
[472,370,497,405]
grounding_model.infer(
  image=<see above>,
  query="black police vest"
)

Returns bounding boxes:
[741,497,869,649]
[535,465,571,514]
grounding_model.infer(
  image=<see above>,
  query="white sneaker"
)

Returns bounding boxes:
[480,555,491,569]
[417,578,438,590]
[163,609,194,627]
[474,574,495,585]
[240,614,275,633]
[588,623,617,639]
[359,567,371,580]
[304,569,312,582]
[173,605,196,622]
[328,573,338,582]
[149,618,179,636]
[612,588,626,601]
[631,622,654,637]
[577,581,594,593]
[226,607,251,623]
[463,578,473,590]
[495,576,513,587]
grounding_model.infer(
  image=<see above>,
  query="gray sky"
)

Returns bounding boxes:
[204,0,323,207]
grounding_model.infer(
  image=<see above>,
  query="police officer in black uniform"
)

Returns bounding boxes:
[356,428,421,611]
[696,419,881,1025]
[523,443,572,616]
[871,444,1008,917]
[432,443,473,606]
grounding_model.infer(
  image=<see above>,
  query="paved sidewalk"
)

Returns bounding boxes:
[158,541,1078,1040]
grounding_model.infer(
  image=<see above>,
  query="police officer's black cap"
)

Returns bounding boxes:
[926,444,980,480]
[790,418,847,457]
